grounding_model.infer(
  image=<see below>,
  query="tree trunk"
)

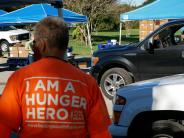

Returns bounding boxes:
[86,23,93,55]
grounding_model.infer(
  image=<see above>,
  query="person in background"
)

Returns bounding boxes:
[25,33,34,64]
[0,16,112,138]
[153,34,163,49]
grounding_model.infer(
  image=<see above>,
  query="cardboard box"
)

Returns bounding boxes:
[9,44,29,58]
[9,52,19,57]
[19,51,29,57]
[18,47,26,51]
[9,46,18,52]
[18,47,29,57]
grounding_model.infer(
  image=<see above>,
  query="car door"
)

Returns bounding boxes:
[138,23,184,81]
[138,46,184,80]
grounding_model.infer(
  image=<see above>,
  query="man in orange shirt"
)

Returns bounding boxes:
[0,17,112,138]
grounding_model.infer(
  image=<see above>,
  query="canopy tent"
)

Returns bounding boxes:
[119,0,184,44]
[120,0,184,21]
[0,2,92,53]
[0,10,7,15]
[0,0,60,8]
[0,4,88,23]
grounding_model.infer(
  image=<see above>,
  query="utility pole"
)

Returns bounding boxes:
[51,0,63,18]
[51,0,68,60]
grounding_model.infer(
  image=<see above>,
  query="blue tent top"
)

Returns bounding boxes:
[120,0,184,21]
[0,10,7,15]
[0,4,88,24]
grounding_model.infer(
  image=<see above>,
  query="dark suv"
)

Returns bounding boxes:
[90,20,184,99]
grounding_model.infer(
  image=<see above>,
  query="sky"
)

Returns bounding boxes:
[120,0,145,6]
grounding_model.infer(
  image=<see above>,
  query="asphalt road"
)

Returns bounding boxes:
[0,57,113,117]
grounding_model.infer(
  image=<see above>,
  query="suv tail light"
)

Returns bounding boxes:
[113,95,126,124]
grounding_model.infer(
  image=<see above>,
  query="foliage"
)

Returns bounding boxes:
[95,15,117,31]
[94,3,138,31]
[69,29,139,56]
[65,0,117,32]
[72,25,84,40]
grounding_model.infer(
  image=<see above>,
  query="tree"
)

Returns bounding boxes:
[65,0,117,32]
[117,1,137,37]
[65,0,117,52]
[95,2,137,31]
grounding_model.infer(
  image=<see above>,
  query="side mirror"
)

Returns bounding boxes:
[145,40,154,54]
[174,36,181,43]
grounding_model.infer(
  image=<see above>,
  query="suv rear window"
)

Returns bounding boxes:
[0,25,17,31]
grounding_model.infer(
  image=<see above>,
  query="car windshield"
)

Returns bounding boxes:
[0,25,17,31]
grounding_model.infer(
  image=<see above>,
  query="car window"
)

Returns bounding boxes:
[174,26,184,45]
[0,25,17,31]
[152,24,184,49]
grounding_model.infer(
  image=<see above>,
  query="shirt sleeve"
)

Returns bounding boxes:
[0,72,22,132]
[87,77,112,138]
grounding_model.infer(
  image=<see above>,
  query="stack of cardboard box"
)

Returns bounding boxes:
[139,20,168,41]
[9,43,29,58]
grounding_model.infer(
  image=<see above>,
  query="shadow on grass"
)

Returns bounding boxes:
[92,35,119,42]
[92,35,139,43]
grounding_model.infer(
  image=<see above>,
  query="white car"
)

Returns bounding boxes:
[110,74,184,138]
[0,25,29,53]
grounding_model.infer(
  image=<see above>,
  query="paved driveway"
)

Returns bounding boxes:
[0,58,14,94]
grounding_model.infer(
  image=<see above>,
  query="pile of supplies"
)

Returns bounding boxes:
[9,43,29,58]
[98,39,118,50]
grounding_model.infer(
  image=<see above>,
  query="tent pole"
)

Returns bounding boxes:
[86,22,93,55]
[58,8,63,18]
[52,1,67,59]
[51,1,63,18]
[119,22,122,45]
[153,20,155,31]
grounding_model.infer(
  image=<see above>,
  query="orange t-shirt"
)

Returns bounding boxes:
[0,58,111,138]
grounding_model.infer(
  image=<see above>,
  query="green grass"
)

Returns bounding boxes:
[69,29,139,56]
[69,39,92,56]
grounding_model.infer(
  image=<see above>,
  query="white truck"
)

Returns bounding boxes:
[0,25,29,54]
[110,74,184,138]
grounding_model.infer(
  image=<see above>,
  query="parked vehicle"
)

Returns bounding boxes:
[110,74,184,138]
[0,25,30,54]
[90,19,184,99]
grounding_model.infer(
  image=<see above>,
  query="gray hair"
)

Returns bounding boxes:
[34,16,69,51]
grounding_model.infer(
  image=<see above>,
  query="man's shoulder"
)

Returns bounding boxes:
[68,64,96,85]
[12,60,41,77]
[70,64,91,77]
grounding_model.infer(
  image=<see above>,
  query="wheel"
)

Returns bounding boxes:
[0,40,10,52]
[68,56,78,67]
[128,120,184,138]
[100,68,133,99]
[152,120,184,138]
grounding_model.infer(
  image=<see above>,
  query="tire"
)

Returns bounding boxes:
[100,67,133,100]
[9,64,17,69]
[0,40,10,53]
[128,120,184,138]
[152,120,184,138]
